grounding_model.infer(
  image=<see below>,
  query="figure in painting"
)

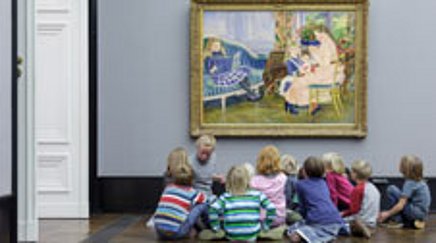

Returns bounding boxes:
[279,27,346,116]
[204,38,262,101]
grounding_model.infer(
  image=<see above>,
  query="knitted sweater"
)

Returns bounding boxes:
[209,190,276,241]
[154,184,206,233]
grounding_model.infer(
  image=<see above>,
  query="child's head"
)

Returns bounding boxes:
[298,167,307,179]
[301,50,311,61]
[205,38,226,56]
[226,165,250,195]
[242,162,255,180]
[321,152,346,174]
[256,145,281,175]
[350,160,372,181]
[281,154,299,175]
[167,147,188,175]
[195,134,216,162]
[399,155,424,181]
[172,161,194,186]
[303,156,325,178]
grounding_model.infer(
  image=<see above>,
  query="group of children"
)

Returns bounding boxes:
[152,134,432,242]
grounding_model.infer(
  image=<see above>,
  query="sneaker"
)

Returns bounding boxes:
[414,220,426,229]
[286,210,303,225]
[380,220,404,229]
[198,229,225,240]
[145,217,154,228]
[350,219,372,238]
[258,225,286,240]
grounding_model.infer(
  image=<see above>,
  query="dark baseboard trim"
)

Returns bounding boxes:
[97,177,165,213]
[0,195,14,243]
[94,176,436,214]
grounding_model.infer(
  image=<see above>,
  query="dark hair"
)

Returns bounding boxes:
[303,156,325,178]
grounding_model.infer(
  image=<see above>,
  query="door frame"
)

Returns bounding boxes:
[89,0,100,214]
[11,0,18,241]
[17,0,38,240]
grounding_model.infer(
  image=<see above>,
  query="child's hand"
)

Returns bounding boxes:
[378,211,389,223]
[210,65,218,74]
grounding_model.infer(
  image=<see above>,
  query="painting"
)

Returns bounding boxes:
[190,0,368,137]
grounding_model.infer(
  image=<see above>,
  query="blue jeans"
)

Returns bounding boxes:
[156,203,208,240]
[387,185,425,225]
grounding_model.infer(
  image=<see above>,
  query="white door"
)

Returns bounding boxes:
[35,0,89,218]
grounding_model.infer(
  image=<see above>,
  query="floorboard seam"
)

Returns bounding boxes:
[80,215,142,243]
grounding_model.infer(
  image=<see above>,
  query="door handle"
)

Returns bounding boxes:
[17,56,23,77]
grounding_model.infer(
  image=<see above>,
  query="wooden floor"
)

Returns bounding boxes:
[38,214,436,243]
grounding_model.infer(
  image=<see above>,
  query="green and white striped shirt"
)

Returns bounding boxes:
[209,190,276,241]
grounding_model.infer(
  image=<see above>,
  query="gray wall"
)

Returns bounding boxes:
[98,0,436,177]
[0,0,12,196]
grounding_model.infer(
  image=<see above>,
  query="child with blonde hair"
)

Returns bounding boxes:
[378,155,431,229]
[281,154,302,224]
[147,147,191,228]
[251,145,287,227]
[190,134,224,199]
[287,156,344,243]
[341,160,380,238]
[164,147,189,185]
[200,165,281,241]
[243,162,255,179]
[322,152,354,210]
[154,150,207,240]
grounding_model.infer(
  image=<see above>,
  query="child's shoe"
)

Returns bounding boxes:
[198,229,225,240]
[288,104,299,115]
[414,220,426,229]
[380,220,404,229]
[310,105,321,116]
[286,209,303,225]
[350,219,371,238]
[145,217,154,228]
[258,225,286,240]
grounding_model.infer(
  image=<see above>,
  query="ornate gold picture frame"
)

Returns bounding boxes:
[190,0,368,137]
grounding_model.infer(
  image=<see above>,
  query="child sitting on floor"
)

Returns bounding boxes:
[250,145,287,227]
[281,154,302,225]
[287,156,345,243]
[163,147,190,185]
[199,165,282,241]
[147,147,192,228]
[341,160,380,238]
[322,152,354,210]
[378,155,431,229]
[153,150,207,240]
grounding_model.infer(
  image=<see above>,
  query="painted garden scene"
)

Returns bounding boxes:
[202,11,357,124]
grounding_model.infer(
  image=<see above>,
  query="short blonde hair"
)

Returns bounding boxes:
[400,155,423,181]
[196,134,216,149]
[226,165,250,195]
[351,160,372,180]
[242,162,255,179]
[256,145,281,175]
[322,152,346,174]
[281,154,298,175]
[167,147,189,174]
[172,161,194,186]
